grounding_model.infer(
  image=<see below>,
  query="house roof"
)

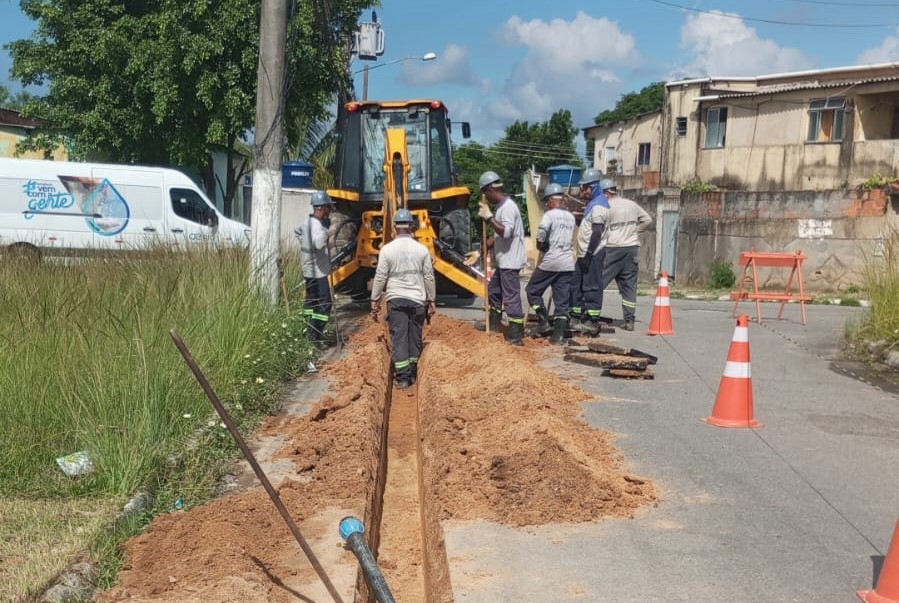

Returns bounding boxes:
[667,61,899,88]
[704,73,899,101]
[0,107,45,130]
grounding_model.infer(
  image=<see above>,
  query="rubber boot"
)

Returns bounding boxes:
[528,307,552,337]
[505,321,524,346]
[570,315,590,334]
[550,317,568,344]
[583,319,601,337]
[622,320,635,332]
[476,310,503,333]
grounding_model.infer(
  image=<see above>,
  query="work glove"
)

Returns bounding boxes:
[370,300,380,322]
[577,255,591,273]
[477,199,493,221]
[463,250,480,267]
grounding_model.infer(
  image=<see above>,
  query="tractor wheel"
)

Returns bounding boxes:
[438,207,472,256]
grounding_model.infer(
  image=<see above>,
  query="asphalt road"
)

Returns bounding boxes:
[439,293,899,603]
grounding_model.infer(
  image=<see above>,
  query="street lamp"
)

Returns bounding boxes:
[355,52,437,101]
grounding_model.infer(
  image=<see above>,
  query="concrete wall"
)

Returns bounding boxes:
[280,188,314,253]
[676,188,898,291]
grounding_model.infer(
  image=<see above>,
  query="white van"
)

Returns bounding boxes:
[0,157,249,255]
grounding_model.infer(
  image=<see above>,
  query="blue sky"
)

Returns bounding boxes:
[5,0,899,149]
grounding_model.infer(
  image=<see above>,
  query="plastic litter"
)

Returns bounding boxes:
[55,451,93,477]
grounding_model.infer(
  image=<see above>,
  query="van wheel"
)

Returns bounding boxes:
[6,243,41,262]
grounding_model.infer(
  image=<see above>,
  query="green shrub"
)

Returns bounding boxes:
[681,178,715,194]
[708,260,736,289]
[839,298,862,307]
[862,173,896,190]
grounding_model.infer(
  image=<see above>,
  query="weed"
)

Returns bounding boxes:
[680,178,716,194]
[861,173,897,190]
[708,260,737,290]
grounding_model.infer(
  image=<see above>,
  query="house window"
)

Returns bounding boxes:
[676,117,688,136]
[605,146,618,173]
[637,143,651,166]
[807,97,845,142]
[704,107,727,148]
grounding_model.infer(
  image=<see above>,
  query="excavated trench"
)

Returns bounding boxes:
[361,369,451,603]
[98,315,656,603]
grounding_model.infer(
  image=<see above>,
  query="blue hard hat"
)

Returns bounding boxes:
[542,183,565,201]
[393,208,414,224]
[599,178,617,191]
[578,168,602,186]
[311,190,333,207]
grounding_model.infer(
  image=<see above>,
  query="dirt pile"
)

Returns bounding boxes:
[98,313,655,602]
[99,336,392,603]
[418,315,656,526]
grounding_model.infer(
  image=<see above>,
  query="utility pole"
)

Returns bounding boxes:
[249,0,287,304]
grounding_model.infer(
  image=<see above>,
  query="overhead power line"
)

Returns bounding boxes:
[782,0,899,6]
[640,0,899,27]
[491,140,580,155]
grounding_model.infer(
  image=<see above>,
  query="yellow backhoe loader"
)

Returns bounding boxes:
[327,100,484,299]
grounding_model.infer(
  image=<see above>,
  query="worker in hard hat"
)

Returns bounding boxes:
[370,209,436,389]
[572,170,611,336]
[295,190,336,368]
[477,170,526,346]
[599,180,652,331]
[524,183,576,344]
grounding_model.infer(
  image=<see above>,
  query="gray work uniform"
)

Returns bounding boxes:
[525,207,575,319]
[600,196,652,323]
[371,235,436,383]
[295,216,331,342]
[575,202,610,322]
[488,197,525,321]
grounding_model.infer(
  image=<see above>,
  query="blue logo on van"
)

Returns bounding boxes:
[22,180,75,218]
[57,176,130,236]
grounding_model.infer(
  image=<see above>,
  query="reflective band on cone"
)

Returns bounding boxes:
[647,271,674,335]
[703,314,762,428]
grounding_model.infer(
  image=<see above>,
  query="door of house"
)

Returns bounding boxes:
[661,210,679,278]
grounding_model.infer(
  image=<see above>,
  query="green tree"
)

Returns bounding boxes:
[487,108,581,196]
[8,0,372,214]
[0,84,34,111]
[594,82,665,125]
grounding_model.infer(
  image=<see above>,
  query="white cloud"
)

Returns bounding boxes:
[485,11,639,129]
[401,43,482,88]
[674,11,815,78]
[857,28,899,64]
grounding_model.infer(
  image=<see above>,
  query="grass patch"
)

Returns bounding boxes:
[0,247,312,601]
[849,231,899,347]
[0,497,121,602]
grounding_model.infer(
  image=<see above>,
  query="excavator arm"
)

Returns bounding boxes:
[328,103,486,298]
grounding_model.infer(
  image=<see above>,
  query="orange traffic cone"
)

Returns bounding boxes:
[858,520,899,603]
[647,271,674,335]
[703,315,762,428]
